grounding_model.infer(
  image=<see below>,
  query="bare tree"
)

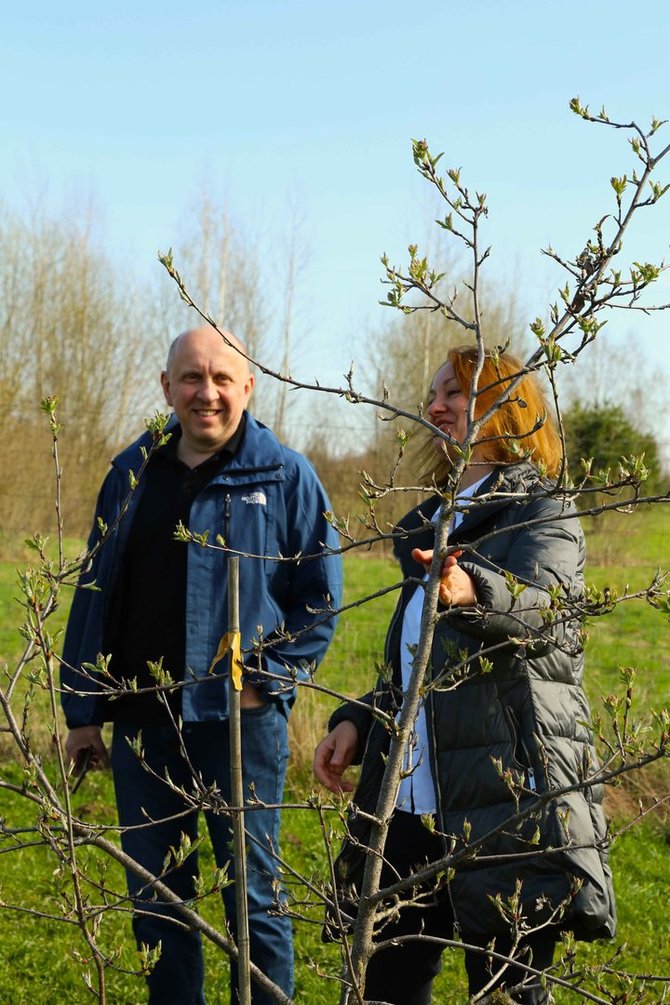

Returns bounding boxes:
[273,200,311,441]
[175,190,269,360]
[0,196,160,534]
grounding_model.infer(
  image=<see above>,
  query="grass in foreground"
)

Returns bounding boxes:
[0,761,667,1003]
[0,505,667,1001]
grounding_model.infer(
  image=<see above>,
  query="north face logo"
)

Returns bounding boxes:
[241,491,267,506]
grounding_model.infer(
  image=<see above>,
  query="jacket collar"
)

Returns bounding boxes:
[111,410,284,475]
[394,462,544,575]
[419,461,543,534]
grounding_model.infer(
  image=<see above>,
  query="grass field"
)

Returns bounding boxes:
[0,505,668,1002]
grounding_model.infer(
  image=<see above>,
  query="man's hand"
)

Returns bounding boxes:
[65,725,110,775]
[412,547,478,607]
[313,720,359,793]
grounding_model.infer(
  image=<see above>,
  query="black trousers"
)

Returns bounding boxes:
[362,812,556,1005]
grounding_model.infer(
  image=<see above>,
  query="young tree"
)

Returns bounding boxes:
[1,100,669,1005]
[316,104,670,1004]
[158,100,670,1003]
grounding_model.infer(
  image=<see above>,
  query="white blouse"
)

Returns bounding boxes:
[395,475,489,815]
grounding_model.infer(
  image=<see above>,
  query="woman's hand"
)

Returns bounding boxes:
[411,547,478,607]
[313,720,360,793]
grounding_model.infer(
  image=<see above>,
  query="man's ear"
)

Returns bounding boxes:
[160,371,172,406]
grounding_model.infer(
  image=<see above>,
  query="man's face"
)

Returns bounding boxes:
[161,328,254,460]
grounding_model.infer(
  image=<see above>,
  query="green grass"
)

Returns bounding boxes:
[0,507,668,1002]
[0,767,666,1003]
[583,503,670,711]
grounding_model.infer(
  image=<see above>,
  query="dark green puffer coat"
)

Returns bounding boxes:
[330,463,616,941]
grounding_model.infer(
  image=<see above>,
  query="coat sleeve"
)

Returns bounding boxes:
[449,492,585,654]
[59,470,122,727]
[248,456,343,704]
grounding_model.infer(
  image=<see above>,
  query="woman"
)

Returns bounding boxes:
[314,346,616,1004]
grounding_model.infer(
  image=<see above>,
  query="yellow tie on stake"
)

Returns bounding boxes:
[209,631,244,690]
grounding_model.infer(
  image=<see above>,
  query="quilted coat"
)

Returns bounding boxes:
[330,462,616,940]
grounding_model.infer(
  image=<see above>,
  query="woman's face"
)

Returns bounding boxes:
[427,361,470,449]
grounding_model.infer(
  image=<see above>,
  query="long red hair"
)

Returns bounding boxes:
[423,346,562,481]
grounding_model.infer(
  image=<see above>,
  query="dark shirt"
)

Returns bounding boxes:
[106,419,245,722]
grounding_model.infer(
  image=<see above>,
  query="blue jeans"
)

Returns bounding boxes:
[111,706,293,1005]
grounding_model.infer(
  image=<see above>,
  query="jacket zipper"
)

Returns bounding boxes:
[224,493,232,544]
[506,705,537,792]
[388,556,466,935]
[392,555,461,937]
[426,686,462,939]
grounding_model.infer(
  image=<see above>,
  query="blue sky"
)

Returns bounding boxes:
[3,0,670,432]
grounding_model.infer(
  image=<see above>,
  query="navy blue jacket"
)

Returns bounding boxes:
[61,413,343,726]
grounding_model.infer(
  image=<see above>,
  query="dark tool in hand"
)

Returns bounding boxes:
[71,746,93,794]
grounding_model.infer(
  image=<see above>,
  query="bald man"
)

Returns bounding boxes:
[61,326,342,1005]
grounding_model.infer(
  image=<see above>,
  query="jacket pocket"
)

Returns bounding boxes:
[505,704,538,793]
